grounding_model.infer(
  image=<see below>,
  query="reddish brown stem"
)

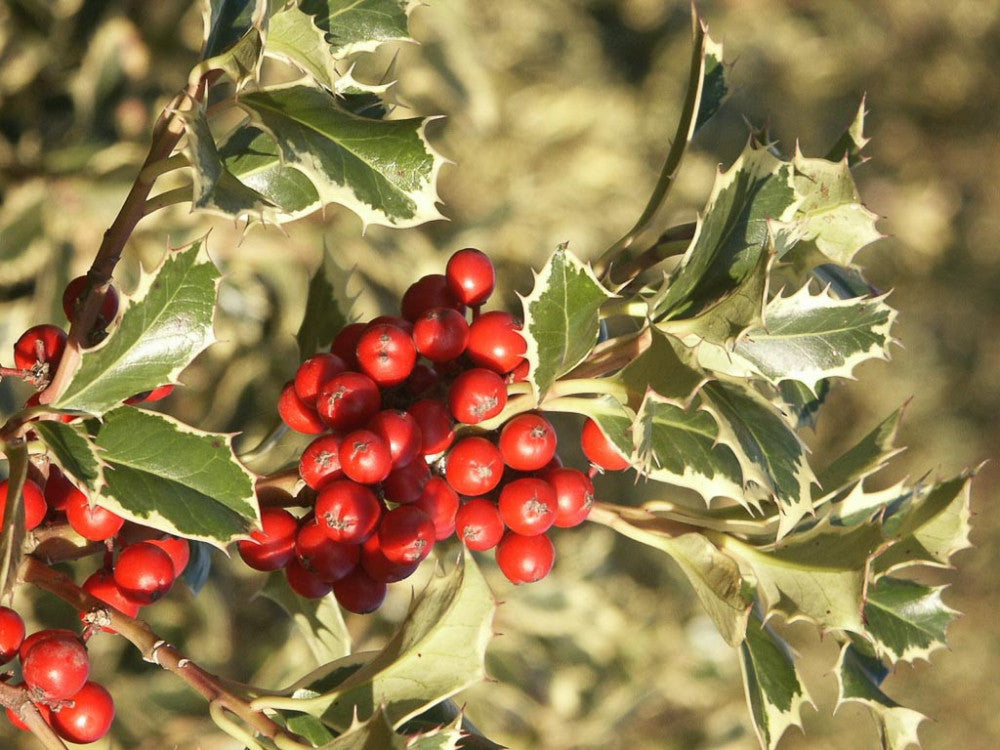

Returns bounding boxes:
[19,556,302,745]
[0,681,68,749]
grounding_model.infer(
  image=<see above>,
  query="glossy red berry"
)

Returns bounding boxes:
[545,467,595,527]
[63,276,119,325]
[0,478,47,531]
[498,413,558,471]
[378,505,435,565]
[330,322,366,368]
[495,531,555,584]
[81,569,141,629]
[407,399,454,455]
[333,566,387,614]
[278,381,327,434]
[114,542,176,605]
[404,362,440,396]
[401,274,464,322]
[448,368,507,424]
[238,507,299,572]
[498,477,556,536]
[315,480,381,544]
[285,557,335,599]
[466,312,526,374]
[356,323,417,387]
[382,457,431,505]
[295,518,360,582]
[445,437,505,496]
[360,534,421,583]
[13,324,67,371]
[66,493,124,542]
[412,307,470,363]
[581,417,630,471]
[21,630,90,701]
[0,606,25,664]
[299,433,345,490]
[43,465,83,512]
[338,429,393,484]
[414,477,460,540]
[316,371,381,432]
[446,247,495,307]
[19,628,79,662]
[294,353,348,406]
[146,536,190,578]
[367,410,422,469]
[51,680,114,744]
[455,499,505,551]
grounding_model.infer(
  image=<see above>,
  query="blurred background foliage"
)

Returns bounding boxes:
[0,0,996,747]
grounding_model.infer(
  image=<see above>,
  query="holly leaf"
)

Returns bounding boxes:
[265,2,340,90]
[739,612,813,750]
[863,576,958,665]
[296,244,353,357]
[299,0,413,59]
[691,285,897,395]
[618,327,706,402]
[700,381,817,537]
[696,33,727,130]
[92,407,258,548]
[776,379,829,430]
[825,99,870,166]
[651,145,800,323]
[521,245,615,401]
[591,504,750,646]
[284,552,494,730]
[816,405,906,499]
[262,573,352,665]
[52,239,220,416]
[33,421,105,495]
[827,479,912,528]
[836,643,925,750]
[197,0,266,87]
[237,82,446,229]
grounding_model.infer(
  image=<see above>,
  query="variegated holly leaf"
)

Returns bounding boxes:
[836,643,925,750]
[825,99,870,166]
[776,378,829,430]
[265,1,340,90]
[33,420,105,495]
[691,285,897,395]
[521,246,615,401]
[311,708,462,750]
[739,612,813,750]
[696,32,727,130]
[618,327,706,403]
[815,405,906,500]
[197,0,266,87]
[52,239,219,416]
[296,244,353,357]
[262,574,352,664]
[864,576,958,664]
[700,381,817,537]
[590,504,750,646]
[827,479,913,528]
[299,0,413,59]
[237,82,446,229]
[651,145,800,323]
[91,407,258,548]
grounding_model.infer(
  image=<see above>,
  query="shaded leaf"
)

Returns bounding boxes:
[618,327,705,403]
[93,407,258,548]
[816,405,906,499]
[181,540,214,595]
[825,99,870,166]
[695,34,727,130]
[287,713,336,745]
[33,420,105,494]
[299,0,412,59]
[864,576,958,664]
[827,480,912,528]
[202,0,264,60]
[521,246,615,400]
[296,244,353,357]
[262,573,352,664]
[52,240,220,416]
[776,378,829,430]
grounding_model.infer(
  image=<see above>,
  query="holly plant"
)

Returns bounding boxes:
[0,2,971,749]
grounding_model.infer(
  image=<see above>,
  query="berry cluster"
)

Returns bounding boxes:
[257,248,616,614]
[0,607,114,743]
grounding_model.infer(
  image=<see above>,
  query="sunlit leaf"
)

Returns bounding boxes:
[815,405,906,498]
[299,0,412,59]
[864,576,958,664]
[266,2,340,89]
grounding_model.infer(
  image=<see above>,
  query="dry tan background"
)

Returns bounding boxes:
[0,1,997,747]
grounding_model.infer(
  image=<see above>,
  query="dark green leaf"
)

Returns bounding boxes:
[33,420,104,494]
[299,0,411,59]
[864,576,958,664]
[52,240,220,416]
[695,34,727,130]
[825,99,870,167]
[777,379,829,430]
[261,573,352,664]
[202,0,264,60]
[296,245,352,357]
[618,327,705,403]
[816,406,906,499]
[181,540,214,595]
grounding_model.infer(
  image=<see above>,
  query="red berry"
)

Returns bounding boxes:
[455,498,505,552]
[545,467,595,527]
[124,384,175,405]
[299,433,346,490]
[5,686,52,731]
[360,534,421,583]
[146,536,190,577]
[51,681,114,744]
[407,399,454,455]
[445,437,504,496]
[13,324,67,371]
[466,312,526,374]
[367,410,422,469]
[498,413,558,471]
[43,465,83,512]
[19,628,79,662]
[378,505,435,565]
[22,631,90,701]
[581,417,630,471]
[448,368,507,424]
[0,478,47,531]
[498,477,556,536]
[63,276,119,325]
[507,359,530,383]
[66,493,124,542]
[404,362,440,396]
[446,247,495,307]
[401,274,464,322]
[114,542,176,605]
[278,381,326,434]
[369,314,414,335]
[331,322,366,368]
[495,531,555,584]
[315,480,381,544]
[339,429,393,484]
[238,507,299,571]
[81,569,141,632]
[414,477,460,540]
[294,353,348,406]
[333,566,387,614]
[0,606,25,664]
[295,519,360,582]
[382,457,431,505]
[316,371,381,432]
[285,557,335,599]
[413,307,470,363]
[356,323,417,387]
